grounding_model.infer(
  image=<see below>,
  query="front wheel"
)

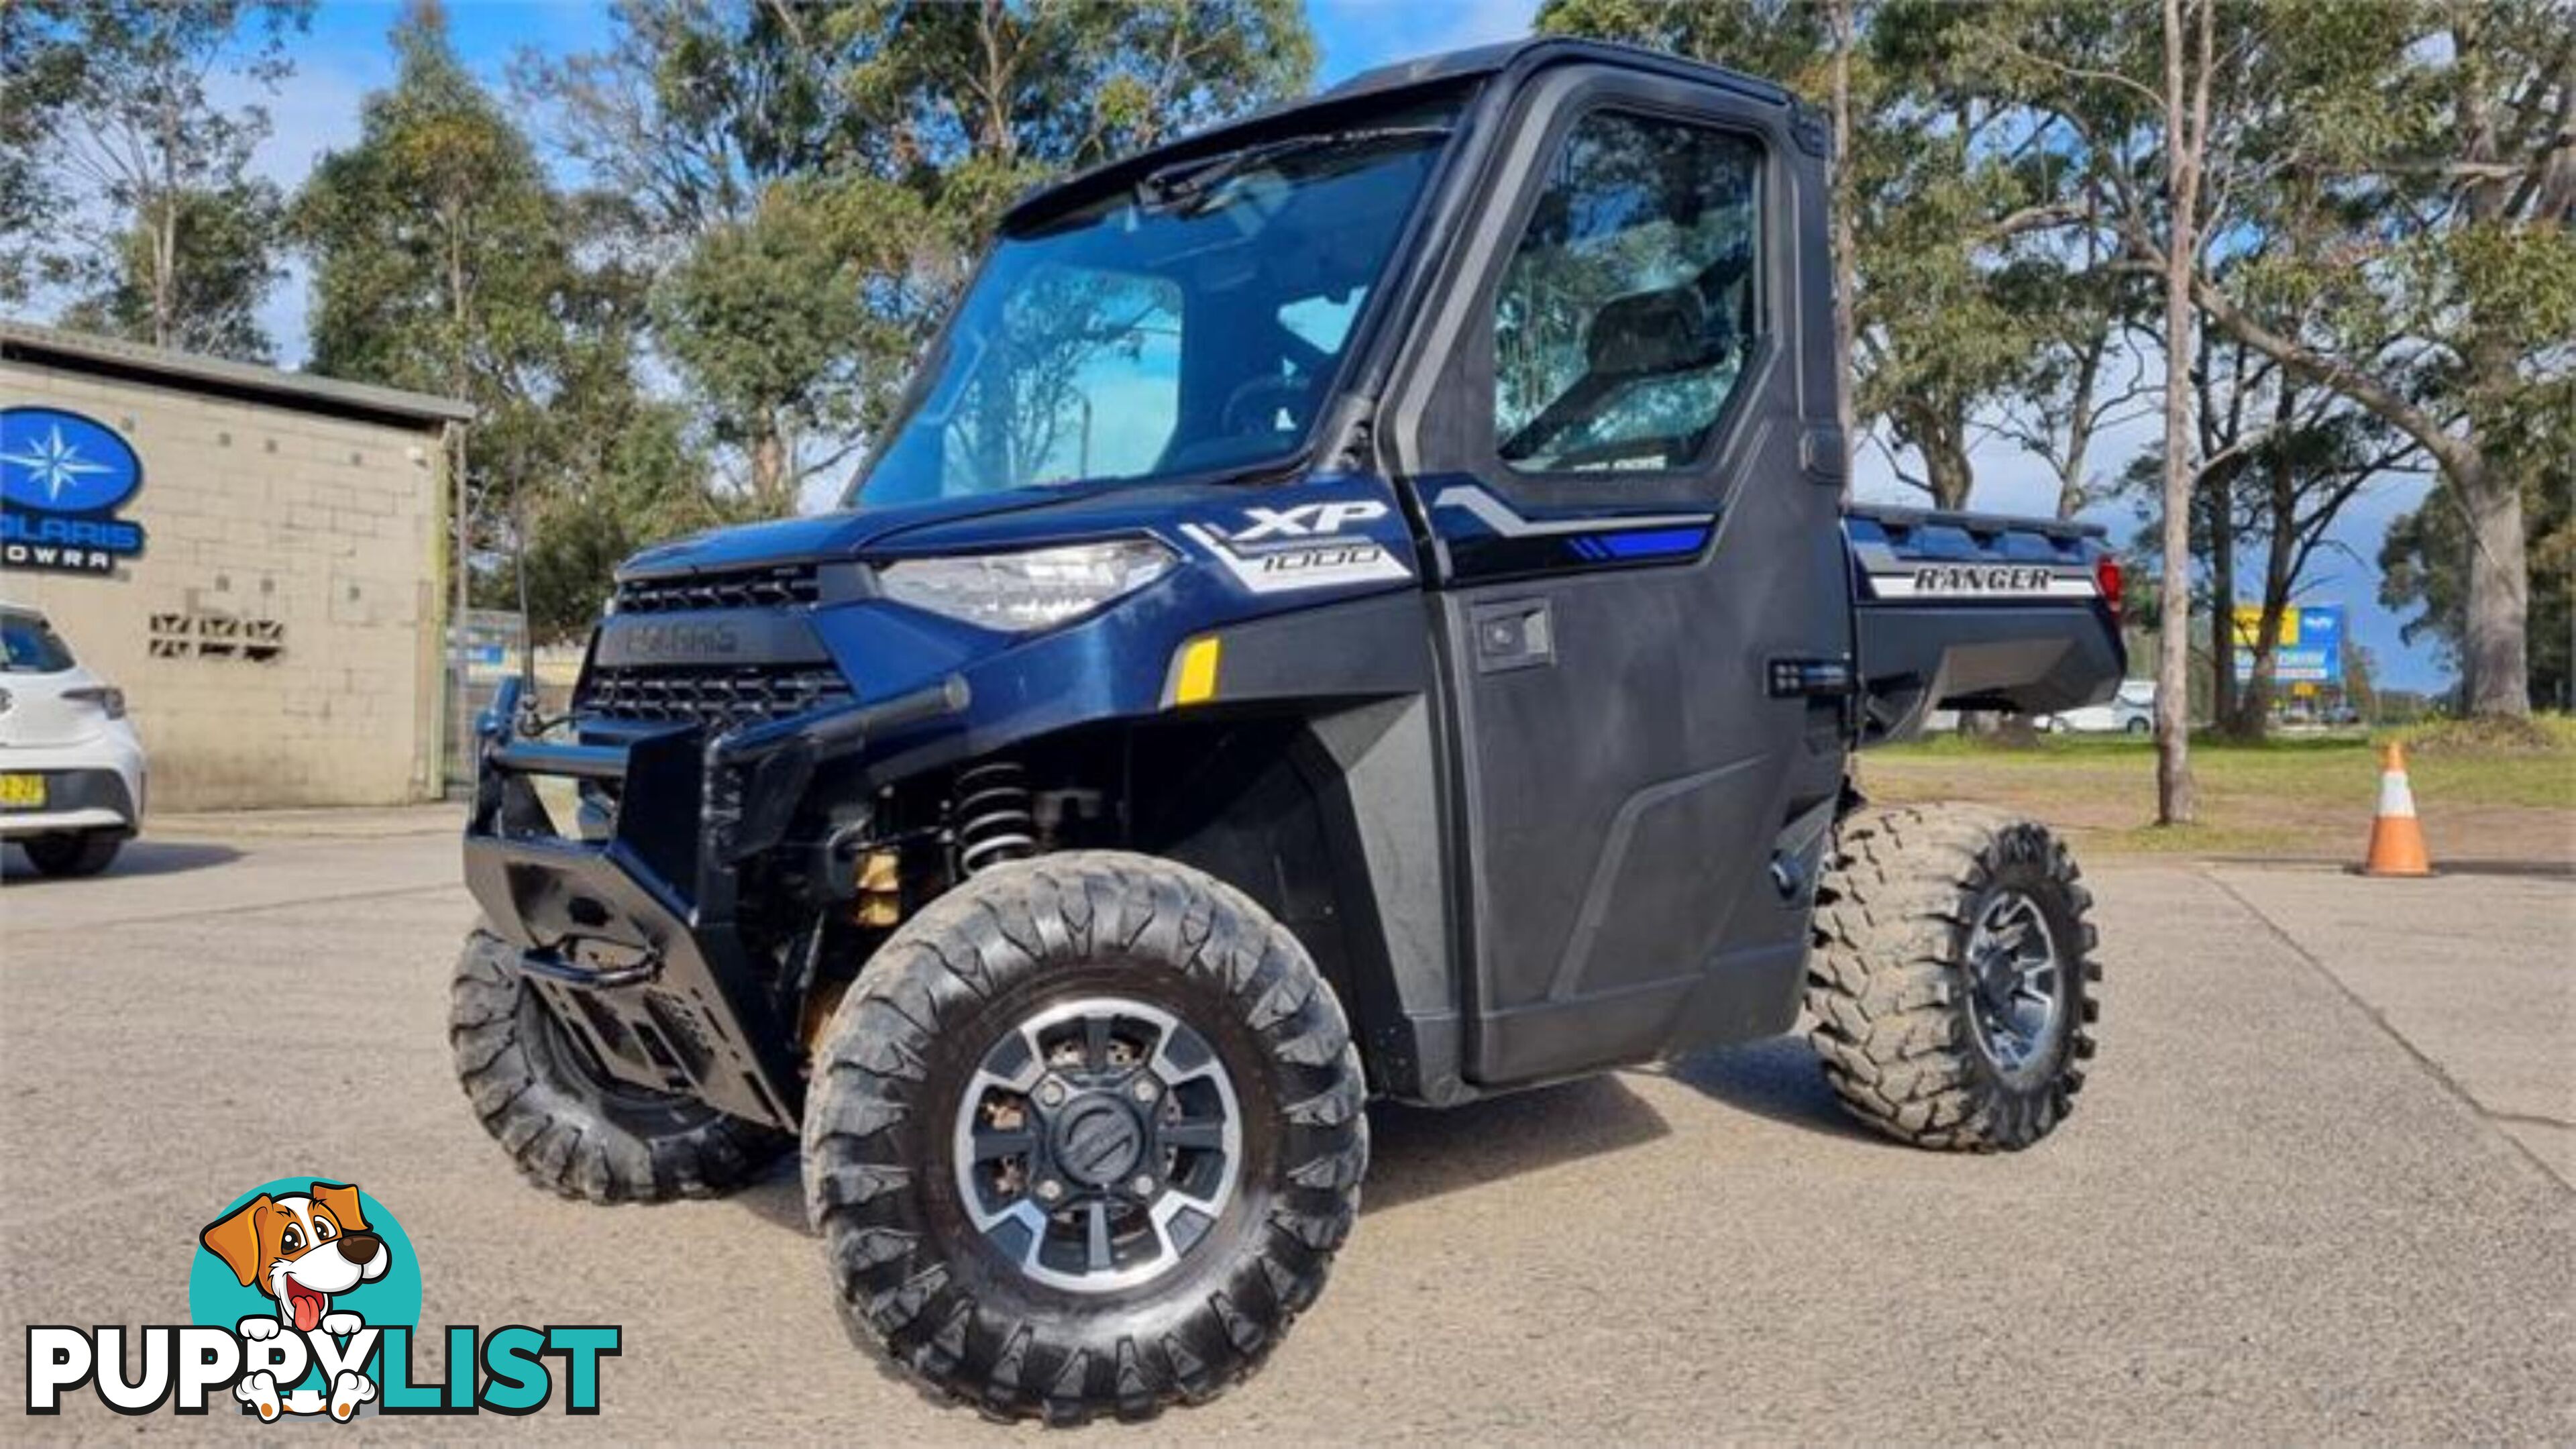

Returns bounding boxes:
[1806,804,2099,1150]
[449,930,794,1201]
[802,852,1366,1424]
[21,830,121,877]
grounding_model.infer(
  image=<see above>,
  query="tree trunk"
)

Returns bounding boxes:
[1829,0,1858,499]
[2447,11,2534,720]
[2154,0,2206,826]
[2206,472,2238,733]
[2455,450,2532,716]
[2237,402,2304,738]
[1919,418,1974,511]
[154,70,180,349]
[2055,332,2104,521]
[749,426,792,518]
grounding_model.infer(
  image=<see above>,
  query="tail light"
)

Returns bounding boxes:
[64,685,125,719]
[2094,555,2125,623]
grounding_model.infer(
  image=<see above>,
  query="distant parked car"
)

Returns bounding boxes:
[1,602,144,877]
[2040,678,2155,735]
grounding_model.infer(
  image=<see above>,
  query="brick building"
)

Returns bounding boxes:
[2,323,471,810]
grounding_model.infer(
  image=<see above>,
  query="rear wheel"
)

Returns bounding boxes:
[802,851,1366,1424]
[1806,804,2098,1150]
[21,830,121,877]
[449,930,793,1201]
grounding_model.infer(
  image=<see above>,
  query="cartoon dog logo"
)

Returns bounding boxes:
[198,1181,389,1421]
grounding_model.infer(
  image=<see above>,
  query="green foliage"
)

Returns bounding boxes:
[651,177,933,514]
[1538,0,2116,508]
[528,0,1317,516]
[1532,0,1831,90]
[57,184,284,358]
[3,0,311,357]
[295,4,562,394]
[296,1,718,643]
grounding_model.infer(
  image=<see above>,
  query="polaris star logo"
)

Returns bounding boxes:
[1,407,149,576]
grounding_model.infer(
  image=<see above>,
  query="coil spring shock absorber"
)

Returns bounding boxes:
[953,760,1036,876]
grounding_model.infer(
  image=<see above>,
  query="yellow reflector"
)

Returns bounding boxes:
[1174,636,1222,706]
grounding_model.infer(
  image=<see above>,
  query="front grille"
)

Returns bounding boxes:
[614,564,821,614]
[574,663,852,732]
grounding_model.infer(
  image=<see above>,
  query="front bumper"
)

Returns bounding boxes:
[462,674,969,1130]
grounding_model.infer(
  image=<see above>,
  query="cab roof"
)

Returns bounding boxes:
[1003,38,1799,233]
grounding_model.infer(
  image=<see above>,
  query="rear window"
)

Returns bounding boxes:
[2,612,76,673]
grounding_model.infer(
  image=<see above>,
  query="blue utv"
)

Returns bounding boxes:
[455,38,2124,1424]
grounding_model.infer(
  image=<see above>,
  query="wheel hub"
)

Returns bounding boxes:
[1049,1095,1146,1187]
[1963,889,2066,1085]
[951,996,1241,1294]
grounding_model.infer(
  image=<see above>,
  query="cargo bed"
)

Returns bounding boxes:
[1842,503,2126,743]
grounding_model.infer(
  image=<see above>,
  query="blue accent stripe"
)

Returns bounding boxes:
[1595,525,1710,559]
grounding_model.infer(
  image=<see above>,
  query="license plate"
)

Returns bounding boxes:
[0,773,45,810]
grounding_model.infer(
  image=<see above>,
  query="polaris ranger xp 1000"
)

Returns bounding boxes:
[457,39,2124,1423]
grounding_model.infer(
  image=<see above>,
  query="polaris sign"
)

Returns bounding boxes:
[1,406,148,576]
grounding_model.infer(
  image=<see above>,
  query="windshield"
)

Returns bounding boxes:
[851,109,1454,507]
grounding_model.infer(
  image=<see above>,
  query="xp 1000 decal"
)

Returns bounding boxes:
[25,1178,620,1419]
[1180,498,1414,595]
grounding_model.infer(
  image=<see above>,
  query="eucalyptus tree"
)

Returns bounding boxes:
[1988,0,2571,721]
[525,0,1316,515]
[3,0,311,357]
[297,2,711,636]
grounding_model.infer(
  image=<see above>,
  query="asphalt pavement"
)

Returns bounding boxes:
[3,812,2569,1442]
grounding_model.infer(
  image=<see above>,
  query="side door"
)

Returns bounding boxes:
[1379,63,1853,1087]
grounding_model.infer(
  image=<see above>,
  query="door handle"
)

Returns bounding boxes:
[1471,598,1554,674]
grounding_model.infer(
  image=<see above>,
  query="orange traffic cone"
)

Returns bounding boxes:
[2361,741,2434,877]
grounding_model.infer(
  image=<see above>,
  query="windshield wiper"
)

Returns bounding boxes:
[1136,125,1450,213]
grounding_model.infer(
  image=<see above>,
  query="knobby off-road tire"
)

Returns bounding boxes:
[1807,804,2100,1151]
[802,851,1367,1425]
[449,930,794,1201]
[22,830,121,877]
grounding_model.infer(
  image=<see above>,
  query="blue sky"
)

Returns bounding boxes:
[231,0,2445,690]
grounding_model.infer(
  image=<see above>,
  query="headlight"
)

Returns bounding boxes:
[876,539,1177,632]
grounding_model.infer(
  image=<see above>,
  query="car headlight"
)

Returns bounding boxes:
[876,539,1177,632]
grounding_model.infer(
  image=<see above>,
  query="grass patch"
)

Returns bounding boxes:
[1862,712,2575,859]
[2402,714,2575,756]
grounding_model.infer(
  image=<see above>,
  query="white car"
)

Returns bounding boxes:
[2040,678,2156,735]
[2,602,145,877]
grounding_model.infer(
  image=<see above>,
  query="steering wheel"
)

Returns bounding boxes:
[1218,374,1309,438]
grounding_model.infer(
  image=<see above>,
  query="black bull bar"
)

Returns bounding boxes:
[462,673,971,1130]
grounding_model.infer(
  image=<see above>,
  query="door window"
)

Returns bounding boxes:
[1492,111,1763,477]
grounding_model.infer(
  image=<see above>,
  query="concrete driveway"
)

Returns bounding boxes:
[3,814,2569,1442]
